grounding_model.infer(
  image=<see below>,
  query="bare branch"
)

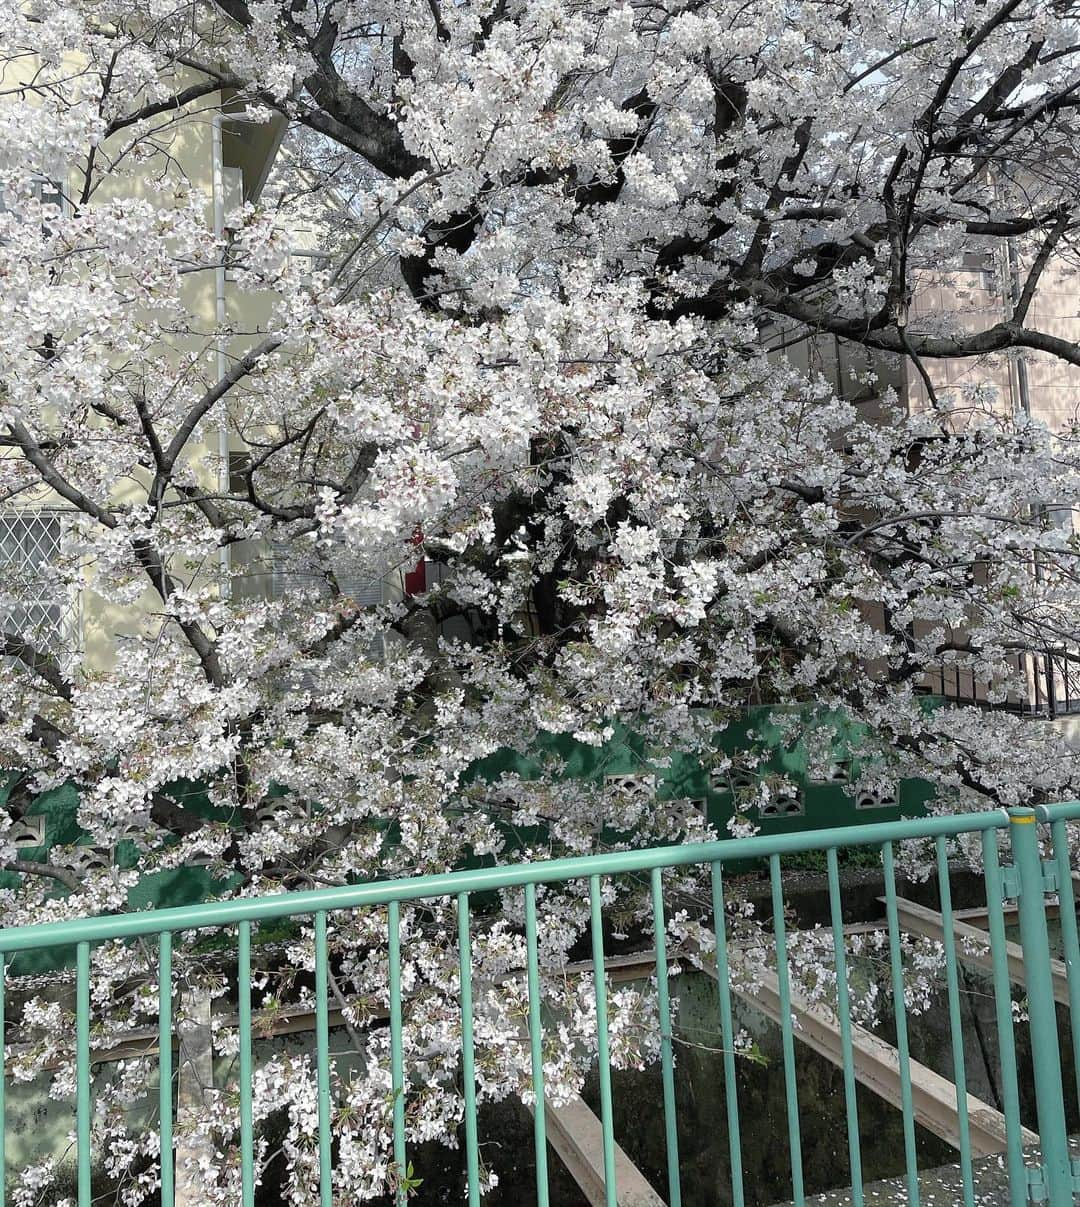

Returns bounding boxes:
[0,858,80,891]
[1012,208,1071,325]
[103,81,222,138]
[149,336,281,511]
[3,419,118,529]
[0,633,72,700]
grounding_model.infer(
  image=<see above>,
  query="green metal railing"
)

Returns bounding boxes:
[0,803,1077,1205]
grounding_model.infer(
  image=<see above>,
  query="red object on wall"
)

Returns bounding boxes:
[404,527,426,595]
[404,558,426,596]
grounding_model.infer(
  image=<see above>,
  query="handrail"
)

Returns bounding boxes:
[0,807,1011,955]
[0,803,1076,1207]
[1036,798,1080,822]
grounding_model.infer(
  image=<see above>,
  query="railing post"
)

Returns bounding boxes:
[1008,808,1072,1205]
[175,984,214,1207]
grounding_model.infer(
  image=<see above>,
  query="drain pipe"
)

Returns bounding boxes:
[1004,232,1056,711]
[1004,236,1033,421]
[210,113,232,593]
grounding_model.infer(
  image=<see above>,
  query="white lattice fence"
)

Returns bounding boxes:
[0,509,70,652]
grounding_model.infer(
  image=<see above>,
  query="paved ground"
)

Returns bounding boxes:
[770,1140,1079,1205]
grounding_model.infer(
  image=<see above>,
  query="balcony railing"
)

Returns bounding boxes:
[922,648,1080,719]
[0,804,1077,1206]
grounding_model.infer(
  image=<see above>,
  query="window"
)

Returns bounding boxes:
[267,538,399,662]
[0,175,66,237]
[287,249,332,290]
[228,450,250,495]
[34,176,63,213]
[269,543,390,609]
[961,249,999,295]
[0,511,70,653]
[762,320,903,403]
[1045,503,1076,534]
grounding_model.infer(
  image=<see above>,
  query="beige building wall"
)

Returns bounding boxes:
[0,52,288,670]
[1022,255,1080,432]
[908,254,1080,434]
[765,248,1080,720]
[904,253,1080,718]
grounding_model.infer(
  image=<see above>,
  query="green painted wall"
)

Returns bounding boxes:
[0,776,235,973]
[467,704,934,839]
[0,704,937,960]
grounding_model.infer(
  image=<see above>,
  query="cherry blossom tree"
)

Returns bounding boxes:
[1,0,1080,1198]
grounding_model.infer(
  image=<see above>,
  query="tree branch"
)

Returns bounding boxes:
[1012,208,1071,325]
[1,634,73,700]
[149,336,281,511]
[1,858,80,891]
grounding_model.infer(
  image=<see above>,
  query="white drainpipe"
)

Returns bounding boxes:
[210,112,232,591]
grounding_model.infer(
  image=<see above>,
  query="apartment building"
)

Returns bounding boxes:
[0,51,394,661]
[764,252,1080,731]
